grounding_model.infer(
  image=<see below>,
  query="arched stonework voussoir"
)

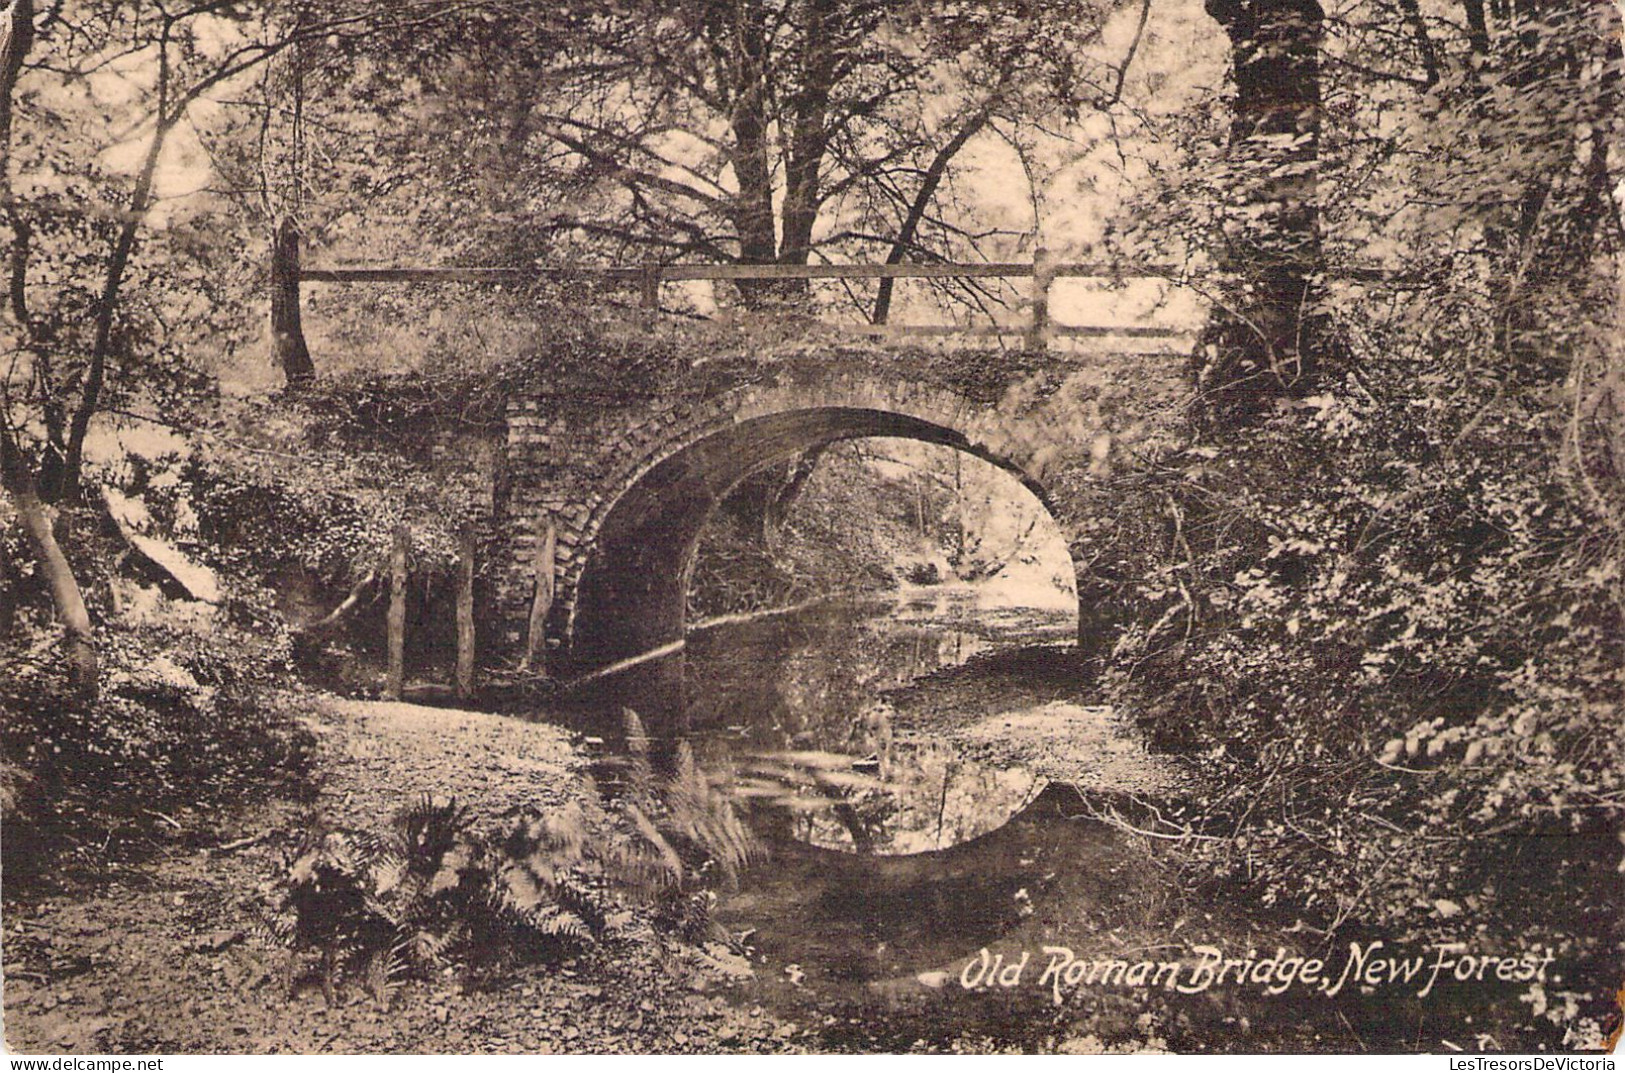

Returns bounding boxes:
[548,367,1061,675]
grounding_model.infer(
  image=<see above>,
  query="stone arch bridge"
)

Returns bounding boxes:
[493,351,1183,679]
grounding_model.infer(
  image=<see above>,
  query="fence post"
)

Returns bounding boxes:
[1027,246,1055,351]
[385,525,408,701]
[640,260,661,310]
[520,512,556,675]
[455,528,476,699]
[270,217,315,386]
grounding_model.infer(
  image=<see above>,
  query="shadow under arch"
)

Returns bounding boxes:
[564,404,1069,681]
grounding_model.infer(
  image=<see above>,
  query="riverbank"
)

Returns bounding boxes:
[0,682,1303,1055]
[0,694,809,1054]
[2,674,1607,1054]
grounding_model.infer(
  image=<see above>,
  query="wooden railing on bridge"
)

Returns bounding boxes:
[273,233,1229,357]
[273,223,1412,366]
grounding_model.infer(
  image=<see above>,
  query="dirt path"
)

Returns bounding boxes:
[2,695,807,1054]
[296,697,585,832]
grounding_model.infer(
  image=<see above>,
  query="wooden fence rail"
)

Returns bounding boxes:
[287,251,1201,355]
[298,259,1190,283]
[274,226,1400,371]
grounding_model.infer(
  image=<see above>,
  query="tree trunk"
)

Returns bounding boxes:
[0,0,32,162]
[385,526,407,701]
[271,216,315,387]
[13,488,97,695]
[1461,0,1491,57]
[723,446,826,547]
[778,0,838,291]
[1193,0,1339,425]
[726,1,781,309]
[1494,0,1620,330]
[455,530,475,699]
[0,528,13,634]
[0,0,91,694]
[520,513,555,674]
[872,108,991,325]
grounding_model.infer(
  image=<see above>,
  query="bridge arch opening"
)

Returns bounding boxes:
[565,404,1078,676]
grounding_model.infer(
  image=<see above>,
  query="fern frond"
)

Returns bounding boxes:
[605,841,684,900]
[397,794,472,877]
[622,801,683,885]
[362,891,405,929]
[498,859,551,913]
[658,742,759,884]
[620,709,658,806]
[364,947,406,1007]
[406,927,454,969]
[253,907,299,949]
[534,905,592,941]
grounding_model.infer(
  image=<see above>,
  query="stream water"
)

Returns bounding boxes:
[570,586,1207,1032]
[674,588,1181,856]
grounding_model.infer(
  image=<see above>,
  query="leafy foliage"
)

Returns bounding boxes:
[0,555,312,883]
[0,451,313,877]
[266,794,611,1006]
[1049,0,1624,1043]
[1073,274,1623,1038]
[270,0,1124,323]
[690,436,1070,619]
[269,713,758,1001]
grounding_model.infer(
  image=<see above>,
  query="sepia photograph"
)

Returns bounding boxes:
[0,0,1621,1057]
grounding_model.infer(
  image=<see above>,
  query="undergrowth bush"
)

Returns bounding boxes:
[1,605,312,881]
[268,710,757,1004]
[1082,283,1623,1044]
[1,488,313,884]
[687,445,928,619]
[266,795,617,1006]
